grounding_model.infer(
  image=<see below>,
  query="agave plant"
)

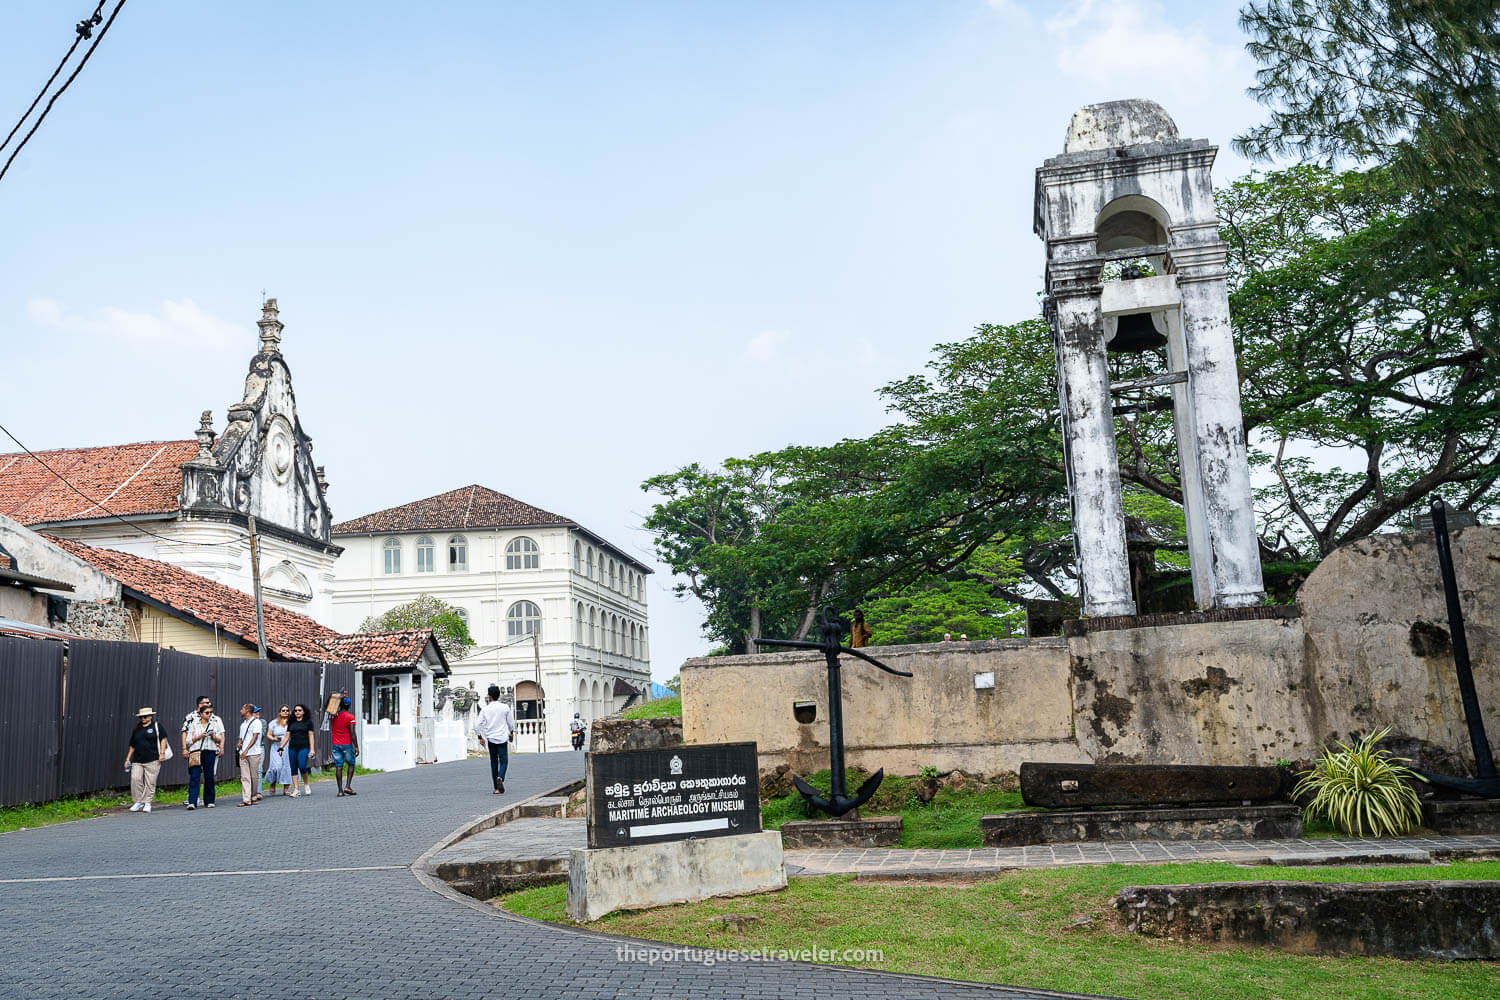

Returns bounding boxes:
[1293,728,1427,838]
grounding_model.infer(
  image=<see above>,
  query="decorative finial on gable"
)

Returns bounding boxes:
[316,465,329,494]
[194,410,215,459]
[258,297,283,353]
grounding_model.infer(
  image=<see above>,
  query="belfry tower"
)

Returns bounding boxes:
[1035,100,1264,616]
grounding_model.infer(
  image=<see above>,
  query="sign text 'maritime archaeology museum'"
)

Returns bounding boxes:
[587,742,761,849]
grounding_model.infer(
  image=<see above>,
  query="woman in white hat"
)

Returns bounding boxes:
[124,708,170,813]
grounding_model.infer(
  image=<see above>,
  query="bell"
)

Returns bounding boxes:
[1107,312,1167,353]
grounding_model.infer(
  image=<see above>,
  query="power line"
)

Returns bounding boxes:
[0,418,241,549]
[0,0,127,185]
[0,3,105,153]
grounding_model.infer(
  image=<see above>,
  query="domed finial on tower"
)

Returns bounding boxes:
[258,297,283,353]
[1063,99,1178,153]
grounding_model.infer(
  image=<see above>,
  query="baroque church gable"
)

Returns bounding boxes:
[179,299,333,546]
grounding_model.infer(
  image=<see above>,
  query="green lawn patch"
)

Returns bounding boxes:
[761,768,1031,848]
[0,765,381,835]
[502,860,1500,1000]
[620,695,681,720]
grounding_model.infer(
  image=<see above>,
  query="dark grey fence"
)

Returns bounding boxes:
[0,637,352,807]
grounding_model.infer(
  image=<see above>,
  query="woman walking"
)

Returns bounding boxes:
[124,708,169,813]
[263,706,294,795]
[183,699,224,810]
[286,703,316,797]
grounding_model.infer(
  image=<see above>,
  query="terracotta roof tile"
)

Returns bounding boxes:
[320,629,444,670]
[47,537,341,661]
[331,484,575,535]
[0,440,199,526]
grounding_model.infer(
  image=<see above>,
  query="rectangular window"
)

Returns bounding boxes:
[416,546,434,573]
[383,548,400,574]
[373,676,400,724]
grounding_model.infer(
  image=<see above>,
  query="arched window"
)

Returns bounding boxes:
[575,603,584,644]
[586,548,594,580]
[609,560,617,591]
[448,534,468,572]
[506,536,540,570]
[455,607,469,627]
[574,541,582,574]
[631,623,638,658]
[382,537,401,574]
[415,535,435,573]
[507,600,541,639]
[587,607,596,647]
[611,615,619,653]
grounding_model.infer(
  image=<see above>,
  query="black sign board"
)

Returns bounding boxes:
[587,741,761,849]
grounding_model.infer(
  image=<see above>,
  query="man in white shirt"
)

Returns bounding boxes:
[474,685,516,794]
[236,704,264,806]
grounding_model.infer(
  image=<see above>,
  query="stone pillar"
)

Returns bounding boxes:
[1173,243,1265,607]
[1050,265,1137,617]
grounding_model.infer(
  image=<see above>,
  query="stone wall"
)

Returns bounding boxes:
[682,638,1082,775]
[53,600,131,642]
[680,526,1500,774]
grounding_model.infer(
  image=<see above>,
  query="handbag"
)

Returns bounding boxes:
[187,717,215,768]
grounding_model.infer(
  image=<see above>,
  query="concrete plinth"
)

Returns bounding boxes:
[565,831,786,923]
[1423,797,1500,835]
[780,815,902,849]
[981,803,1301,847]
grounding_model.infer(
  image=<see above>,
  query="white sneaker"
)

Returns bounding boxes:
[303,786,311,796]
[129,803,143,812]
[142,803,151,813]
[289,789,300,798]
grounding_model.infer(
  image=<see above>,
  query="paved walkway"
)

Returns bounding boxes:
[0,754,1077,999]
[785,833,1500,877]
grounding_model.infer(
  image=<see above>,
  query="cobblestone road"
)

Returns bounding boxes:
[0,753,1090,999]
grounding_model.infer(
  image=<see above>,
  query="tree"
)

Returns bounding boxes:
[359,594,475,661]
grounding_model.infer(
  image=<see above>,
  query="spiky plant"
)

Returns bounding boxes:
[1293,727,1426,838]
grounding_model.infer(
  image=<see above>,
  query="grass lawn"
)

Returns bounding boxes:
[762,768,1031,849]
[0,765,382,834]
[619,695,681,720]
[503,860,1500,1000]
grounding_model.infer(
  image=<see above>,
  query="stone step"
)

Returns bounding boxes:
[1261,846,1431,866]
[981,803,1301,847]
[518,796,569,819]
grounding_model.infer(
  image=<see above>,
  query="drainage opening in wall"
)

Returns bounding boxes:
[793,701,817,724]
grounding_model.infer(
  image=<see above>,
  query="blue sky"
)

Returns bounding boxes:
[1,1,1266,678]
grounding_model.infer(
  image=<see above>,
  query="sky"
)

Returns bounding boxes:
[0,0,1270,681]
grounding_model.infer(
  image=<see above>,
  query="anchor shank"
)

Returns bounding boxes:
[824,646,848,803]
[1433,501,1497,779]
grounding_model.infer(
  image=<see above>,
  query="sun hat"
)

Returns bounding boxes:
[136,707,154,717]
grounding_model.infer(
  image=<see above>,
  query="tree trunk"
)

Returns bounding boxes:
[746,601,762,653]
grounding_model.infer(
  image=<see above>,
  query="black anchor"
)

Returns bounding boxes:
[754,608,912,817]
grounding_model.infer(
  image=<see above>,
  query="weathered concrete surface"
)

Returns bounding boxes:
[780,816,902,849]
[1068,615,1310,764]
[589,715,683,754]
[682,638,1080,776]
[565,830,786,923]
[432,817,584,898]
[981,804,1300,848]
[1019,762,1287,808]
[1115,880,1500,959]
[1424,798,1500,836]
[682,527,1500,773]
[1300,526,1500,774]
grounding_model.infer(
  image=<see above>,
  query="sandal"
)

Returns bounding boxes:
[237,802,250,807]
[344,788,356,795]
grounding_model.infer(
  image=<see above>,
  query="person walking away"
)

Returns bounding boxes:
[263,706,293,795]
[125,707,169,813]
[183,700,224,809]
[475,685,516,794]
[569,712,586,751]
[286,704,316,797]
[329,696,360,796]
[236,704,264,806]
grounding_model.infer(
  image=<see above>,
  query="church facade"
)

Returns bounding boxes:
[0,300,340,622]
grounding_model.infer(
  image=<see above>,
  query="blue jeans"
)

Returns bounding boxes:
[487,740,508,789]
[331,744,356,769]
[188,750,218,805]
[290,747,311,776]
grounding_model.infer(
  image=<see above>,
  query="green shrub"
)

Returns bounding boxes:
[1293,728,1426,837]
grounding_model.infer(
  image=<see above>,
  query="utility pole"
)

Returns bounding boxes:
[532,630,544,753]
[248,516,268,660]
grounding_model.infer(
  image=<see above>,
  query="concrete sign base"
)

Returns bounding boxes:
[565,830,786,923]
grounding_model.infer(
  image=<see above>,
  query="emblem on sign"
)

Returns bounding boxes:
[669,754,683,775]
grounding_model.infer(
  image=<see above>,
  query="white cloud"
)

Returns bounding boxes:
[1045,0,1250,108]
[27,297,240,346]
[742,328,791,364]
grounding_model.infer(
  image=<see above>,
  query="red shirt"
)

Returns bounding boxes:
[330,710,356,745]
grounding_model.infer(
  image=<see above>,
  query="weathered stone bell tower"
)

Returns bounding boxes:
[1035,99,1264,616]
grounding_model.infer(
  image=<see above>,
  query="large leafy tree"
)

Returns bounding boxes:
[359,594,475,661]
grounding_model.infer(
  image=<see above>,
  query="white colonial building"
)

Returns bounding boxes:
[328,485,652,751]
